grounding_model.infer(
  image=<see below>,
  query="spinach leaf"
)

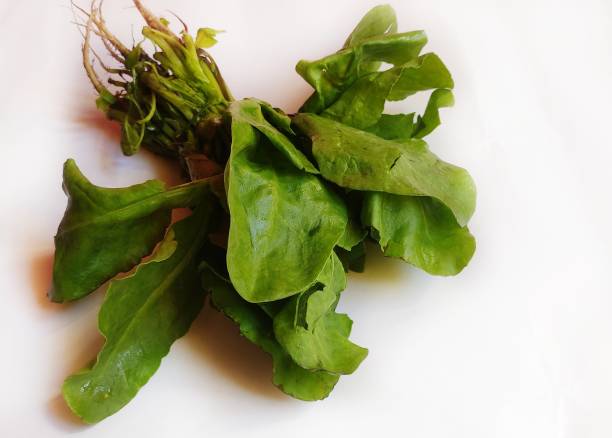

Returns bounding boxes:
[387,53,454,101]
[292,113,476,226]
[230,99,318,173]
[363,193,475,276]
[298,31,428,114]
[412,88,454,139]
[226,100,348,303]
[202,264,340,401]
[321,53,453,129]
[62,202,215,423]
[273,254,368,374]
[336,193,368,273]
[363,88,452,141]
[342,4,398,49]
[366,113,416,140]
[51,159,213,302]
[338,216,368,251]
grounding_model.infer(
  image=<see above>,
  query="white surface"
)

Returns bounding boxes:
[1,1,611,437]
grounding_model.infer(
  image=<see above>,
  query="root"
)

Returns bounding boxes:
[81,10,106,94]
[132,0,177,37]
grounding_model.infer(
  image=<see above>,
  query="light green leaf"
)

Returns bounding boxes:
[343,4,398,48]
[121,118,145,155]
[363,193,475,275]
[226,101,348,303]
[387,53,454,101]
[202,265,340,401]
[413,88,454,139]
[62,204,215,423]
[292,114,476,226]
[338,217,368,251]
[51,159,213,303]
[195,27,224,49]
[273,254,368,375]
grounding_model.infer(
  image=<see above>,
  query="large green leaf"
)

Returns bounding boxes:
[62,203,215,423]
[363,193,475,276]
[226,100,347,303]
[273,254,368,375]
[51,159,212,302]
[292,113,476,226]
[201,264,340,401]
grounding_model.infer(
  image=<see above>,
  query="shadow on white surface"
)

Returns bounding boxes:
[185,303,287,401]
[350,242,408,285]
[46,395,90,433]
[29,252,57,311]
[29,252,106,429]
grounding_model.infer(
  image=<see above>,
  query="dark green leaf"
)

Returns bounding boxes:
[202,265,340,401]
[51,159,213,302]
[226,101,348,303]
[292,114,476,226]
[230,99,318,173]
[336,241,367,273]
[62,204,215,423]
[363,193,475,275]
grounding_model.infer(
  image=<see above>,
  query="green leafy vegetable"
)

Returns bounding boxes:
[63,203,215,423]
[202,263,340,401]
[48,3,476,422]
[293,113,476,226]
[51,159,213,302]
[225,100,347,303]
[413,88,455,139]
[298,31,428,114]
[362,193,475,275]
[273,254,368,374]
[366,113,417,140]
[342,4,398,48]
[321,53,453,129]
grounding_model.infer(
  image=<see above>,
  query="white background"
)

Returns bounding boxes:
[1,1,611,437]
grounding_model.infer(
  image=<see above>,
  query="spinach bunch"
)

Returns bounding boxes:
[53,2,476,423]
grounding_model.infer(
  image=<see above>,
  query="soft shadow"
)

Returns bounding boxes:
[75,108,121,144]
[186,303,286,400]
[46,310,105,431]
[29,252,57,311]
[350,242,407,284]
[46,395,90,433]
